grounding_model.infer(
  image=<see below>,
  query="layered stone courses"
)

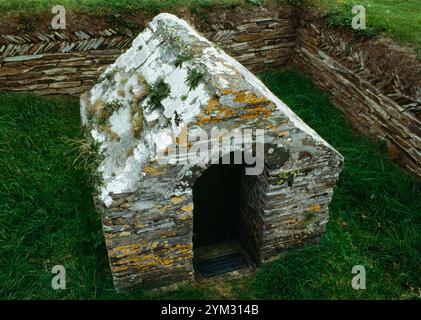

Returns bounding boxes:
[293,18,421,177]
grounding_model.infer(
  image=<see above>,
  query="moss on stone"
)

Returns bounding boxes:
[277,169,300,186]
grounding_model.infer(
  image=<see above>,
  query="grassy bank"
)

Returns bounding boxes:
[312,0,421,48]
[0,70,420,299]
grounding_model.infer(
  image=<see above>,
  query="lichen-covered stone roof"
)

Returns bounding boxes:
[80,13,341,208]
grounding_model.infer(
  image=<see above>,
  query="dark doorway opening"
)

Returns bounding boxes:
[192,152,255,279]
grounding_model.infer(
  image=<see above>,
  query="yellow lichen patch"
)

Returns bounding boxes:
[195,95,240,126]
[308,204,321,212]
[204,96,220,114]
[220,106,237,118]
[115,254,152,267]
[143,164,164,176]
[181,203,194,212]
[110,244,140,257]
[234,91,270,104]
[194,115,219,126]
[174,243,193,252]
[128,244,193,271]
[171,195,186,205]
[156,204,170,214]
[111,265,129,273]
[221,88,236,95]
[134,215,143,226]
[120,202,129,209]
[284,218,299,225]
[239,106,273,120]
[119,231,131,237]
[278,131,289,137]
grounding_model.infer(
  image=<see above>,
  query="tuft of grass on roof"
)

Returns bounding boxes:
[186,68,204,90]
[147,78,171,111]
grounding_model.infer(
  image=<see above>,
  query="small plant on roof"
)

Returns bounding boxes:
[174,53,193,68]
[148,78,171,111]
[186,68,204,90]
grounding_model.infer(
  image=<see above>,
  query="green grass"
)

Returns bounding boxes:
[310,0,421,48]
[0,70,420,299]
[0,0,245,16]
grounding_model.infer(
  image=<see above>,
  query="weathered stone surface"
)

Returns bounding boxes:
[80,13,343,291]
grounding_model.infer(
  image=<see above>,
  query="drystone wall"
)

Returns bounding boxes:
[0,6,296,96]
[294,17,421,177]
[0,29,134,95]
[80,13,343,290]
[202,6,296,73]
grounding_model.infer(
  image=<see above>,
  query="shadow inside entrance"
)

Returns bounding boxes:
[192,153,255,279]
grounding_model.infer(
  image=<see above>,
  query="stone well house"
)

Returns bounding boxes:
[80,13,343,290]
